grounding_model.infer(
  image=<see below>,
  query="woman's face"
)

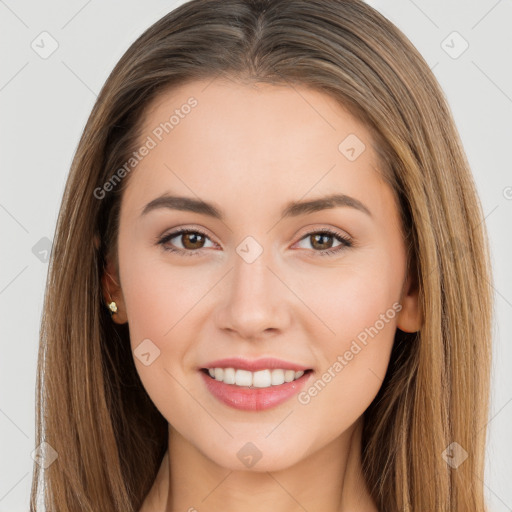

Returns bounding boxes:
[107,78,420,471]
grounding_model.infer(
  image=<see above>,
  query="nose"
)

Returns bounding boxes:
[214,244,291,341]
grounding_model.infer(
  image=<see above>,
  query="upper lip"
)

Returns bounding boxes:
[201,357,311,372]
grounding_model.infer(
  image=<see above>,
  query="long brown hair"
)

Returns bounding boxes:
[30,1,493,510]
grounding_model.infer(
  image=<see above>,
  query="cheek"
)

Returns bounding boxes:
[294,250,402,411]
[298,249,403,349]
[117,245,206,421]
[119,244,207,348]
[296,294,398,440]
[117,244,218,410]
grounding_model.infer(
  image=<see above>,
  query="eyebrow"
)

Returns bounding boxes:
[140,192,372,220]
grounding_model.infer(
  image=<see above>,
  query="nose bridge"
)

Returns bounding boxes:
[232,237,272,298]
[216,234,290,338]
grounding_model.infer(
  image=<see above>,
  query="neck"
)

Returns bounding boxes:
[140,417,378,512]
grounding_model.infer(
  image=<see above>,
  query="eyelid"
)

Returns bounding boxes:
[294,223,352,241]
[157,224,353,256]
[158,224,216,240]
[291,227,353,255]
[157,225,219,250]
[158,223,351,242]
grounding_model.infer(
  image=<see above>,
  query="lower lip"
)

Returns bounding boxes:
[200,370,312,411]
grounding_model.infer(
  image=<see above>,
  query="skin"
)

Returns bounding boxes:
[102,78,422,512]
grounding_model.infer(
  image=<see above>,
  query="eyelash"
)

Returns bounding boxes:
[156,227,353,257]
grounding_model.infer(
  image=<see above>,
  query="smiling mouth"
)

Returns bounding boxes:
[200,367,314,389]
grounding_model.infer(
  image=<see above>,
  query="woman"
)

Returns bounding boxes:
[30,1,493,511]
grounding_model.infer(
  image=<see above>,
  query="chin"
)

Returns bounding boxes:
[198,436,311,473]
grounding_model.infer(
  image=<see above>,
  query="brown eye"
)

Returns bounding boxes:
[309,233,336,250]
[295,229,352,257]
[157,228,216,256]
[157,227,352,257]
[180,232,206,250]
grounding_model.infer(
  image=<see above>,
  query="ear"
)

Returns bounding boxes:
[396,260,422,333]
[100,256,128,325]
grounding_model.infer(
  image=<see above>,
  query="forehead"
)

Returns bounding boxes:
[140,78,374,160]
[124,78,392,223]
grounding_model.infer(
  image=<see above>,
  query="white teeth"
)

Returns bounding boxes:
[271,369,285,386]
[235,369,252,387]
[205,367,308,388]
[223,367,236,385]
[252,370,271,388]
[284,370,295,383]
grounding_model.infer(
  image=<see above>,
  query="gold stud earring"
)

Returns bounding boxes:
[104,269,120,318]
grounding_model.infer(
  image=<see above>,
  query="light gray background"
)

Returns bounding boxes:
[1,0,511,510]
